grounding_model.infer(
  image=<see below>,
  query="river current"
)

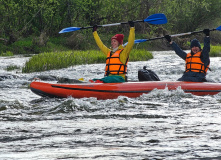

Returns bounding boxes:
[1,51,221,160]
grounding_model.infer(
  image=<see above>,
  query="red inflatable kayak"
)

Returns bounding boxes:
[30,81,221,99]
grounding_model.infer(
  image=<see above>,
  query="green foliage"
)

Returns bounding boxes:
[1,0,221,54]
[1,37,70,55]
[22,49,153,73]
[210,46,221,57]
[0,51,14,56]
[1,0,221,38]
[150,0,221,33]
[130,49,153,61]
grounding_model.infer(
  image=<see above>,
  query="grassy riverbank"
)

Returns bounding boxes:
[22,49,153,73]
[20,43,221,73]
[0,37,69,55]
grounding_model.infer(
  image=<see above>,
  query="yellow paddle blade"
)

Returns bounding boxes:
[78,78,84,81]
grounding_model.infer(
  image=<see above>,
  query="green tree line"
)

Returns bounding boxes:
[1,0,221,49]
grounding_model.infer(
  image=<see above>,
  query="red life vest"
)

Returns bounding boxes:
[185,51,209,74]
[105,49,128,76]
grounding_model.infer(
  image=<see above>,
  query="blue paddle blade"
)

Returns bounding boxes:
[144,13,167,25]
[123,42,128,47]
[123,39,148,46]
[216,25,221,31]
[134,39,148,44]
[59,27,81,33]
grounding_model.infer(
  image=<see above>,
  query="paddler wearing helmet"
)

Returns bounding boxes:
[90,21,135,83]
[164,29,210,82]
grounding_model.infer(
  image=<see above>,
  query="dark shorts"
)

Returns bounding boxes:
[178,72,206,82]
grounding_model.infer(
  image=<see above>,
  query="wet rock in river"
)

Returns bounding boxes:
[29,75,57,81]
[0,74,18,81]
[57,77,85,83]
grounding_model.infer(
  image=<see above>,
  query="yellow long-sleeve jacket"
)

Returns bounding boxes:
[93,27,135,78]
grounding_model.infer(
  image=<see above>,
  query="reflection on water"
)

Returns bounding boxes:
[1,52,221,160]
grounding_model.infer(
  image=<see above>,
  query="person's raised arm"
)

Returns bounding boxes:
[120,21,135,64]
[93,25,110,56]
[164,35,187,60]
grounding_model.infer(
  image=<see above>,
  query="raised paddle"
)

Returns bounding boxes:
[59,13,167,33]
[133,25,221,44]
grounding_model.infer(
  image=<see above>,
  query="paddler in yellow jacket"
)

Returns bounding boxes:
[91,21,135,83]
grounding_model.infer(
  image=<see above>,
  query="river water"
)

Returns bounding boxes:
[1,51,221,160]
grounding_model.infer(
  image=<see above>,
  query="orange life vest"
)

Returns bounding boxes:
[105,49,128,76]
[185,51,209,74]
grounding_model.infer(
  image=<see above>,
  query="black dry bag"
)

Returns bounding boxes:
[138,66,160,81]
